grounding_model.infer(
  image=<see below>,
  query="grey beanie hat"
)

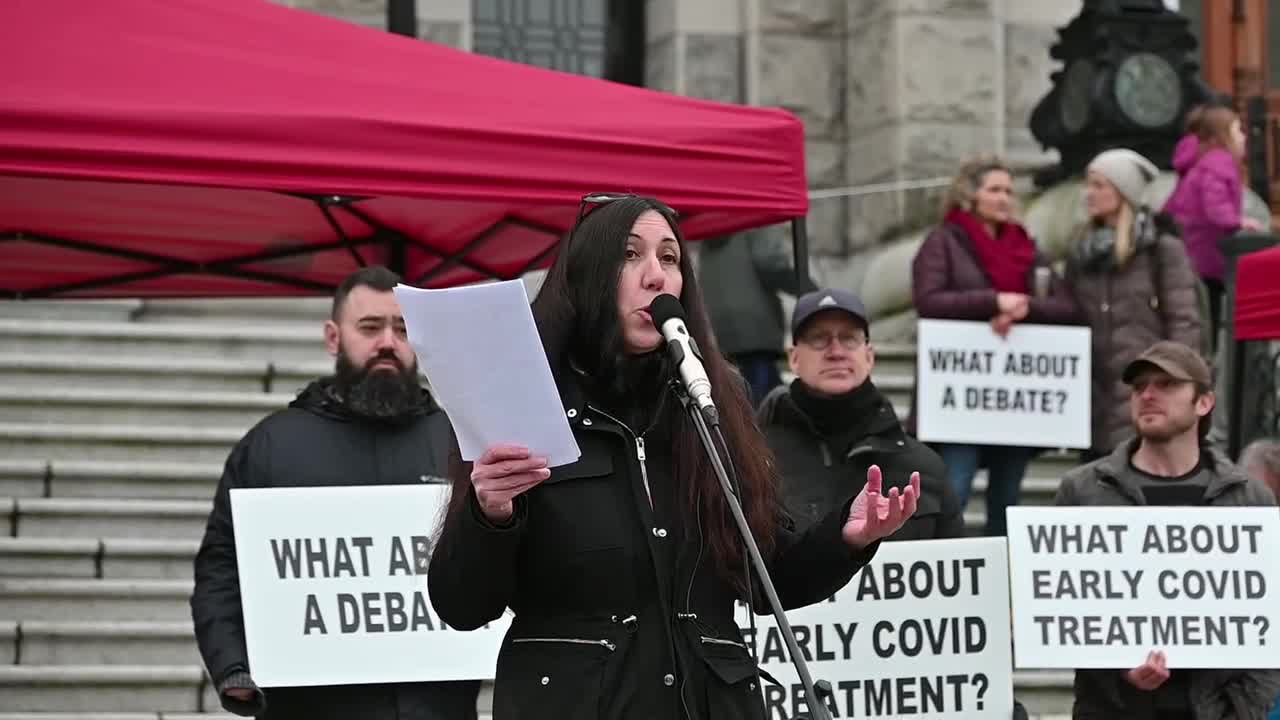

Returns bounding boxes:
[1087,148,1159,208]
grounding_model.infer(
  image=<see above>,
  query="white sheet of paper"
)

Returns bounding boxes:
[393,280,580,467]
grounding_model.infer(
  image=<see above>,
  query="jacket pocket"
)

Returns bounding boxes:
[494,634,616,720]
[693,631,766,720]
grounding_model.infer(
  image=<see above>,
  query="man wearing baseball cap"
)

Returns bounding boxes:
[1056,340,1279,718]
[756,289,963,540]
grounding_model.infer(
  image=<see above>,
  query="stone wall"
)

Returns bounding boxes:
[805,0,1078,300]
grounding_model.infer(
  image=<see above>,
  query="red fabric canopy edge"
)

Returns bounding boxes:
[1234,244,1280,341]
[0,0,810,298]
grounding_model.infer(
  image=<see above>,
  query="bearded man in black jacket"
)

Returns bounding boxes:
[757,289,964,540]
[190,266,479,719]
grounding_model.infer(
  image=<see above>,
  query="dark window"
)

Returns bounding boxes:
[472,0,643,84]
[473,0,607,77]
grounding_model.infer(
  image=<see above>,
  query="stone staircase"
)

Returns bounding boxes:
[0,297,1076,719]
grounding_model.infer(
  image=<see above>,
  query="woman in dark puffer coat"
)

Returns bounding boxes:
[911,155,1081,536]
[1066,148,1202,462]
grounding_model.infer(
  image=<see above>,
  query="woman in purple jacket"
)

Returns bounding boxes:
[910,156,1081,535]
[1163,104,1267,348]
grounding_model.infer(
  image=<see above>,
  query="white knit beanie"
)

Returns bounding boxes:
[1087,149,1159,208]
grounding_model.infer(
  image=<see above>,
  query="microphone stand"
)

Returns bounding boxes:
[676,386,834,720]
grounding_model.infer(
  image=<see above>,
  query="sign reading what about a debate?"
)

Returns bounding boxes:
[1007,506,1280,669]
[916,319,1091,449]
[737,537,1013,720]
[231,484,509,687]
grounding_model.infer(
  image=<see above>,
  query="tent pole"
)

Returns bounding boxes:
[389,235,407,275]
[790,216,810,285]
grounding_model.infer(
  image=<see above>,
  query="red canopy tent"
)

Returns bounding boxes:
[0,0,809,298]
[1234,244,1280,341]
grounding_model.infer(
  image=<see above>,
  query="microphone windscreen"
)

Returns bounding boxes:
[648,294,685,328]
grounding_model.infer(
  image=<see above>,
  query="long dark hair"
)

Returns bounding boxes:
[438,196,781,590]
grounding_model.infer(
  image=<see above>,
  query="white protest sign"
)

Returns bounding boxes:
[737,538,1012,720]
[916,319,1091,448]
[1007,506,1280,669]
[231,485,509,687]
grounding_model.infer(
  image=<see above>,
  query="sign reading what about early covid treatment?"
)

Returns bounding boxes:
[1007,506,1280,669]
[231,485,510,687]
[916,319,1091,448]
[737,538,1012,720]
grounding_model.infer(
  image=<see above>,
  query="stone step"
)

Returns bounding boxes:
[0,459,223,501]
[0,353,327,394]
[6,498,209,540]
[0,715,238,720]
[0,387,291,427]
[0,299,144,323]
[0,319,326,364]
[0,666,1073,717]
[0,579,192,622]
[962,474,1064,516]
[0,715,156,720]
[1014,670,1076,718]
[0,424,240,463]
[15,622,198,666]
[131,297,331,325]
[0,665,210,713]
[0,537,198,580]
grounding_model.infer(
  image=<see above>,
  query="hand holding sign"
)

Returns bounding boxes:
[996,292,1029,320]
[843,465,920,549]
[471,444,551,523]
[1124,650,1171,691]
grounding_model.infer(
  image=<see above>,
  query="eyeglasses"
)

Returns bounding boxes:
[798,332,867,351]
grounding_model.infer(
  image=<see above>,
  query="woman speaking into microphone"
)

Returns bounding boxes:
[428,194,919,720]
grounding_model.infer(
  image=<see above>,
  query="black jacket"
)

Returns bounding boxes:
[427,374,877,720]
[191,379,480,720]
[756,383,965,542]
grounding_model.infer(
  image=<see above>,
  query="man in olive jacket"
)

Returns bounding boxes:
[190,267,479,720]
[1055,341,1280,720]
[758,289,964,540]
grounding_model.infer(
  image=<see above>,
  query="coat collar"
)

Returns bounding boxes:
[1094,437,1250,504]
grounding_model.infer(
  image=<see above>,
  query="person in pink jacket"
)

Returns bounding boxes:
[1162,104,1267,347]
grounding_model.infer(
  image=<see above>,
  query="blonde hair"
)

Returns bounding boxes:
[1113,201,1136,266]
[940,155,1012,220]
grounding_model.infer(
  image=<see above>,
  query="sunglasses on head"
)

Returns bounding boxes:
[569,192,679,242]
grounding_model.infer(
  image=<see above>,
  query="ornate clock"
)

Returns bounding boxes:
[1029,0,1213,186]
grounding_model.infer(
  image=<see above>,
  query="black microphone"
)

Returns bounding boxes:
[648,294,717,423]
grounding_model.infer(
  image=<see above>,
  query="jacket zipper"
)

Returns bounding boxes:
[586,404,653,508]
[699,635,748,650]
[512,637,617,652]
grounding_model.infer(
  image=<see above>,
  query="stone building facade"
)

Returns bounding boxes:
[281,0,1078,294]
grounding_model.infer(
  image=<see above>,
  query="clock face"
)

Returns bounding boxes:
[1059,60,1095,133]
[1114,52,1183,128]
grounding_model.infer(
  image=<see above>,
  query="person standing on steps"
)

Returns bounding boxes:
[911,155,1082,536]
[1055,341,1280,720]
[1163,104,1269,351]
[699,225,817,407]
[757,288,964,540]
[1065,148,1202,463]
[190,266,480,720]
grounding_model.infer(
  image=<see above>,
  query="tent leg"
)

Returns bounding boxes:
[388,235,407,275]
[790,216,810,286]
